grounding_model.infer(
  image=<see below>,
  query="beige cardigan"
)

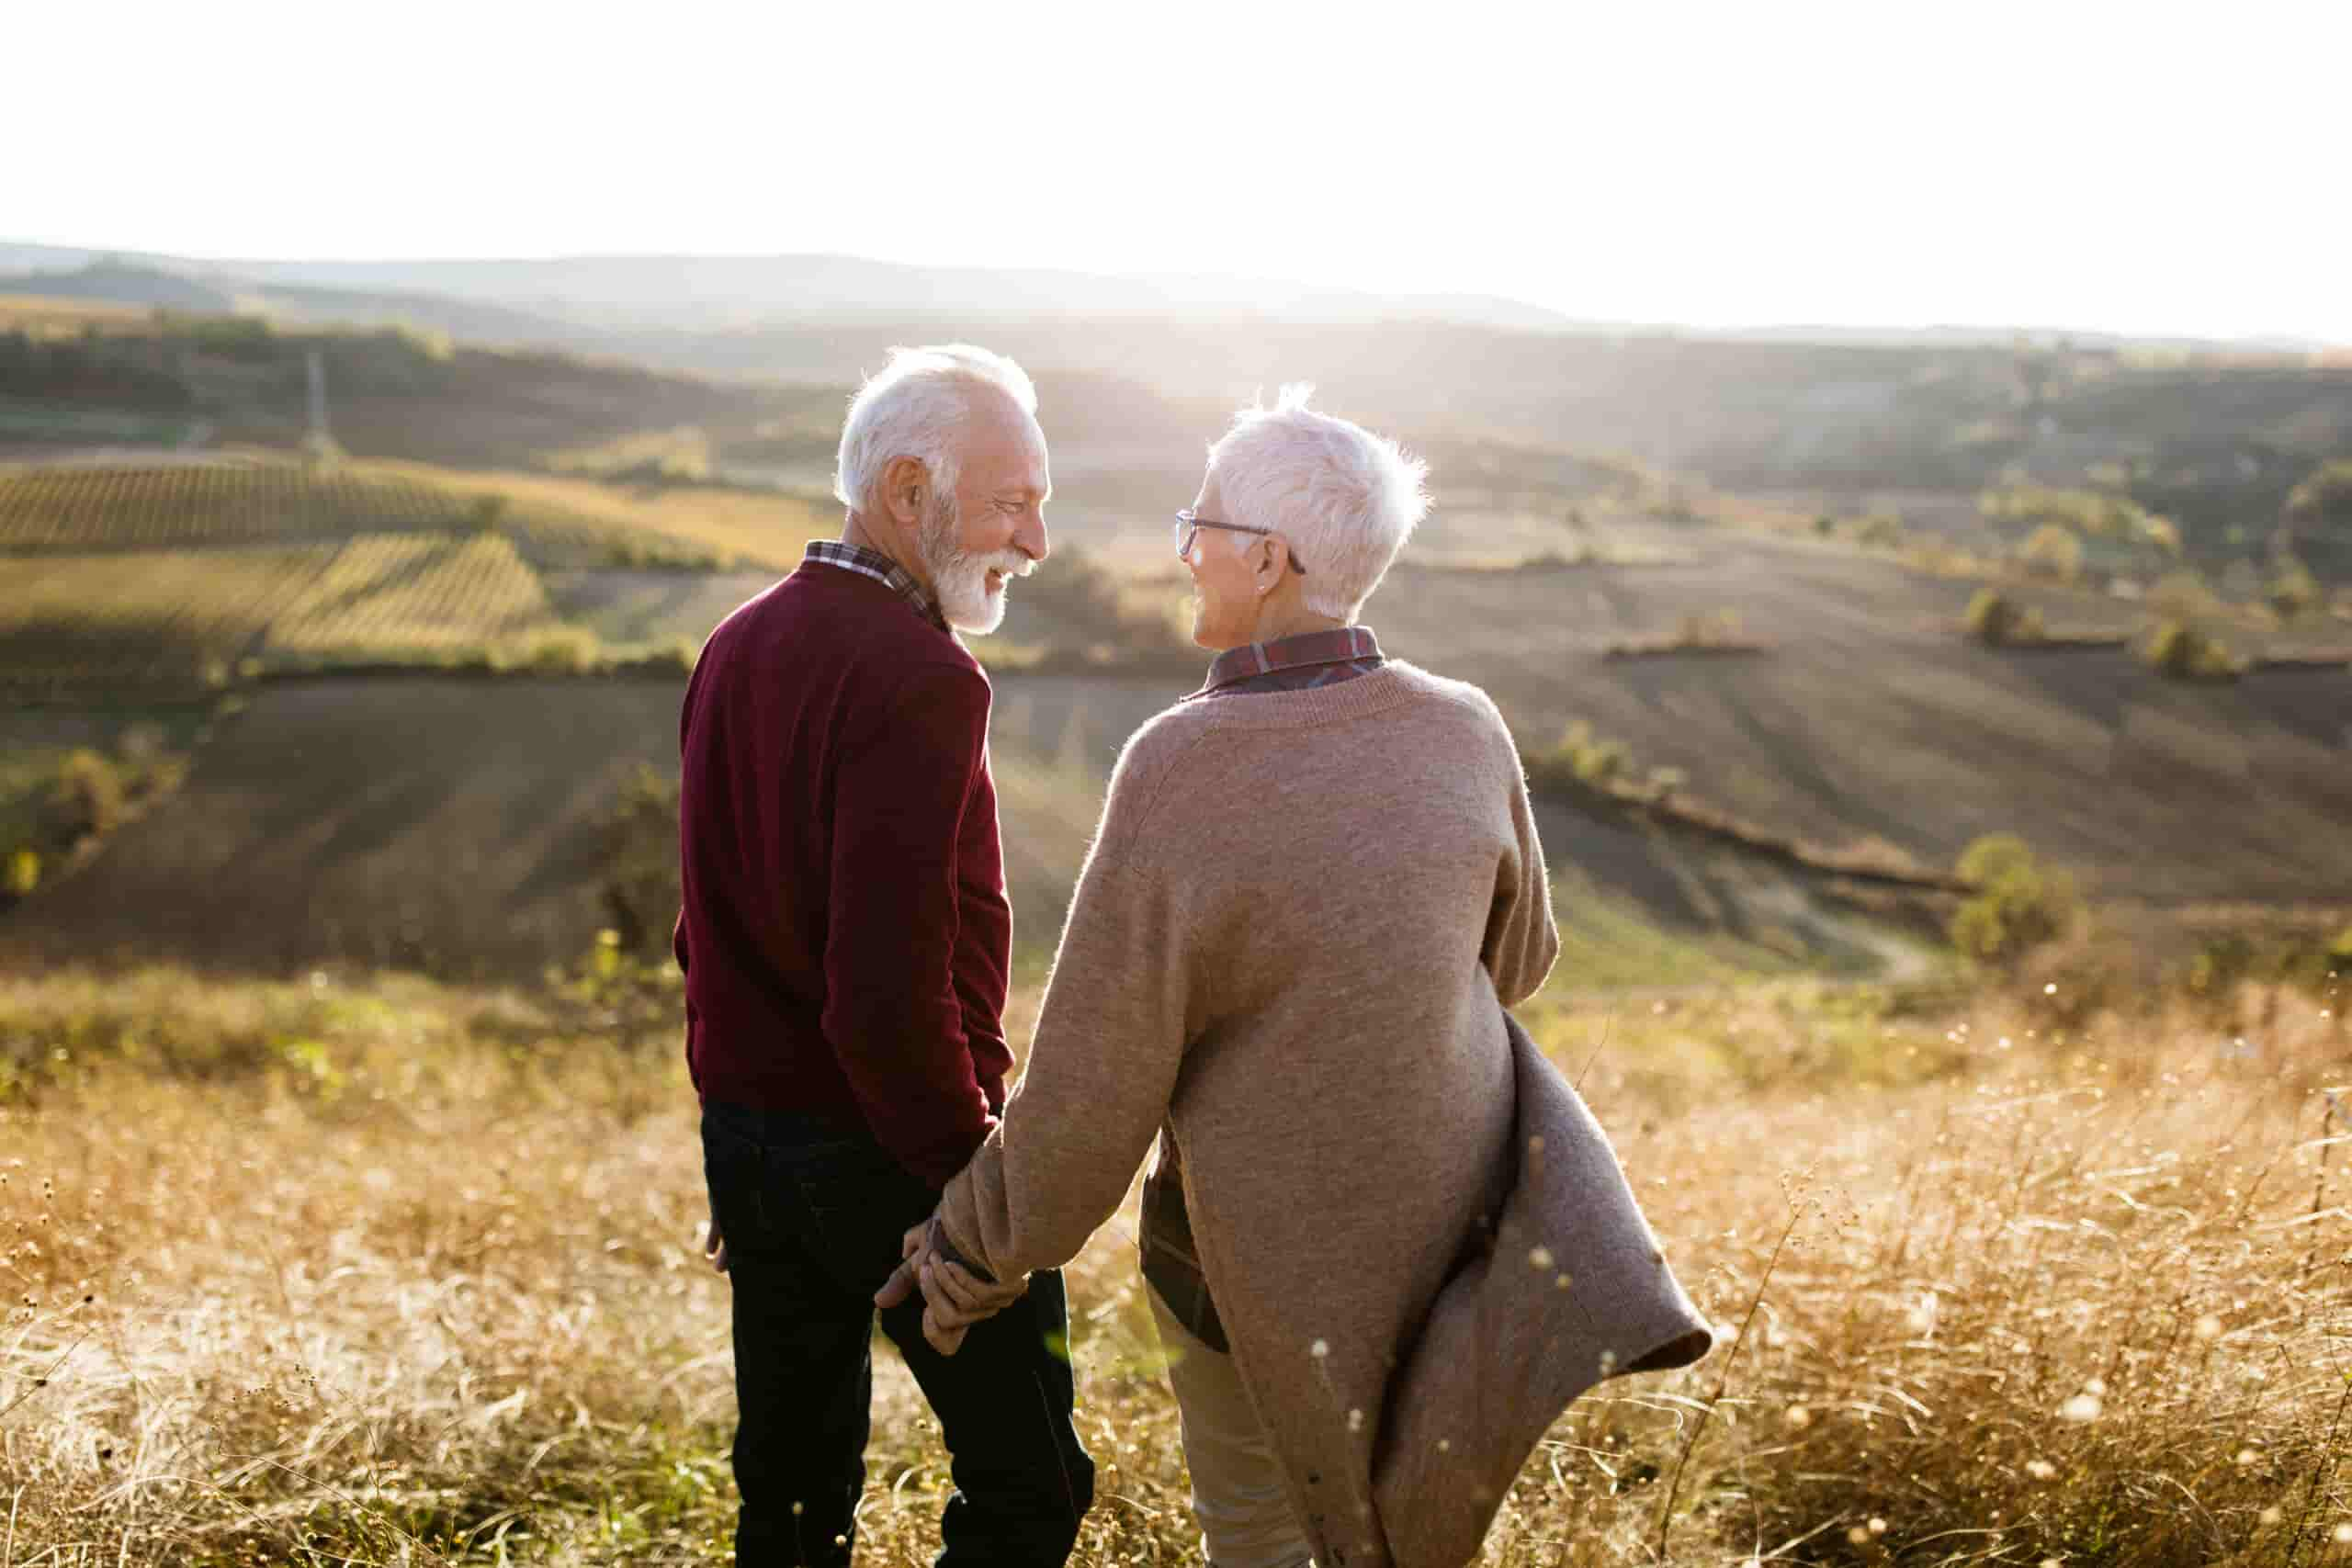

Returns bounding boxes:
[938,662,1710,1567]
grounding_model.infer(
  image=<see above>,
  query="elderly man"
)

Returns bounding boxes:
[885,387,1710,1568]
[675,344,1093,1566]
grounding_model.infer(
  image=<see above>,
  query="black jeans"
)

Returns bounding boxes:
[702,1102,1094,1567]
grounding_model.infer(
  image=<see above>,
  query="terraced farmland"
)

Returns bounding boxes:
[353,459,831,570]
[0,462,483,552]
[0,455,782,694]
[0,456,831,572]
[267,534,554,655]
[0,547,336,695]
[2,531,563,697]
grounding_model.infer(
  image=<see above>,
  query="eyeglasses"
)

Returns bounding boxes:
[1174,509,1308,575]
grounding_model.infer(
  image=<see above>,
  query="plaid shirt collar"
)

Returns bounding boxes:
[1194,626,1383,696]
[802,539,946,633]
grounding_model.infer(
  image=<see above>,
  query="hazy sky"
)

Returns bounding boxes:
[13,1,2348,342]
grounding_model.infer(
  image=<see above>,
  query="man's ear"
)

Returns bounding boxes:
[881,456,929,529]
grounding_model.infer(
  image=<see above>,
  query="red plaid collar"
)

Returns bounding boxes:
[1195,626,1383,696]
[802,539,946,632]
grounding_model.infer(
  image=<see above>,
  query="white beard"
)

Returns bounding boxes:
[920,496,1031,634]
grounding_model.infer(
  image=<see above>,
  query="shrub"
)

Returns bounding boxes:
[2137,617,2241,682]
[1962,589,2046,647]
[2149,569,2219,620]
[1979,482,2164,544]
[553,927,684,1044]
[1854,513,1905,548]
[2016,523,2083,581]
[1556,719,1631,785]
[495,626,602,674]
[187,315,274,359]
[2267,556,2322,618]
[598,764,681,956]
[1521,719,1641,802]
[1949,834,2077,965]
[44,750,125,842]
[1668,608,1747,648]
[607,639,699,678]
[2285,457,2352,525]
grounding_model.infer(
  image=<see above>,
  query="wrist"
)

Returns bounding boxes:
[927,1215,996,1285]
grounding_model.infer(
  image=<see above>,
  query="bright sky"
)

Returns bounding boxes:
[12,1,2349,342]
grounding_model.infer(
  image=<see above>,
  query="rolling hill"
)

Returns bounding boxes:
[0,277,2345,984]
[0,671,1936,983]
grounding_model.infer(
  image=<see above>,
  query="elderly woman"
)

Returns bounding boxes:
[888,388,1710,1568]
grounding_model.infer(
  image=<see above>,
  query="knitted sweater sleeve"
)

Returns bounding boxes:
[1483,711,1561,1006]
[935,725,1194,1280]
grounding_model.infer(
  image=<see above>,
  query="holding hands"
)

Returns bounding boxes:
[876,1216,1026,1355]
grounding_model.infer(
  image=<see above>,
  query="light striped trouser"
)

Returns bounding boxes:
[1148,1284,1317,1568]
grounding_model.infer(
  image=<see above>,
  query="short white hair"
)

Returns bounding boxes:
[1206,385,1429,622]
[834,344,1039,513]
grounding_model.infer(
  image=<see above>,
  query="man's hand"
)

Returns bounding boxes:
[874,1222,931,1310]
[703,1209,728,1274]
[875,1217,1026,1355]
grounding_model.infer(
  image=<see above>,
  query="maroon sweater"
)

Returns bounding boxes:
[674,562,1012,1186]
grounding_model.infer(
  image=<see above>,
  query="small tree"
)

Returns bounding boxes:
[2285,458,2352,526]
[1963,589,2046,648]
[1855,513,1905,549]
[1950,834,2078,966]
[2267,556,2322,619]
[2137,513,2183,558]
[2017,524,2083,582]
[44,750,124,842]
[598,764,682,955]
[2138,618,2241,682]
[1555,720,1631,785]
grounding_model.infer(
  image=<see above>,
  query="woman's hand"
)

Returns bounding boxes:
[875,1216,1027,1354]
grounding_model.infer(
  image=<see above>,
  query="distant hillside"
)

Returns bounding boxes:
[0,245,1584,335]
[0,260,591,349]
[0,673,1936,981]
[3,261,238,313]
[7,248,2348,581]
[16,239,2341,350]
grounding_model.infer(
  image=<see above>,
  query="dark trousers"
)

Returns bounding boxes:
[702,1102,1094,1567]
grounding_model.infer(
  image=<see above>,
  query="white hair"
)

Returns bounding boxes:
[1205,385,1429,621]
[833,344,1039,513]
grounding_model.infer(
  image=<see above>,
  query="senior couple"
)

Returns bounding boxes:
[673,344,1710,1568]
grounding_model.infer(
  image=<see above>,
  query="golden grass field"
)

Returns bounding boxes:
[3,964,2347,1567]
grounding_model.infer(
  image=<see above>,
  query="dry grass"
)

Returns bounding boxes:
[3,966,2349,1565]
